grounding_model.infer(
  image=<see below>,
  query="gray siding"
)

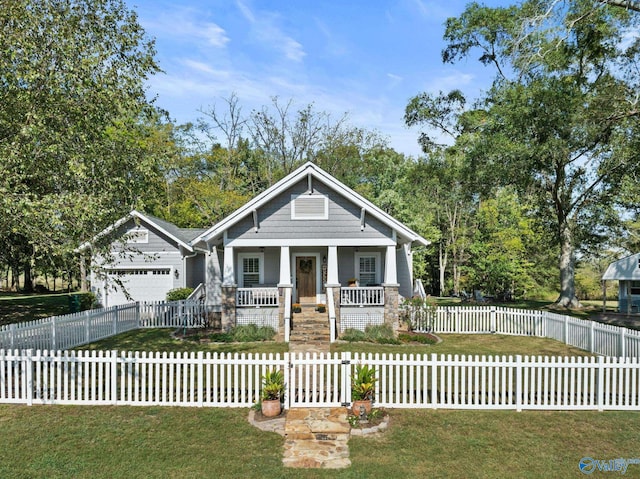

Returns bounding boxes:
[228,180,391,241]
[397,246,412,298]
[110,218,183,254]
[186,254,206,288]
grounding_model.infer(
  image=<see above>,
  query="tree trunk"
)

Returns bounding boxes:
[555,223,581,308]
[23,261,33,293]
[80,256,88,292]
[438,242,447,296]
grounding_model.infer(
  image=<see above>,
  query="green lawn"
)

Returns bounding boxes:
[0,405,637,478]
[79,328,592,357]
[0,293,72,326]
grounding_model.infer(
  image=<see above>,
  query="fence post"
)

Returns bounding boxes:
[619,328,626,358]
[25,349,33,406]
[455,309,460,333]
[431,353,438,408]
[9,323,15,350]
[589,320,595,353]
[111,350,118,405]
[283,352,291,410]
[51,317,57,351]
[490,307,497,333]
[597,356,604,412]
[112,308,118,336]
[515,355,522,412]
[136,302,141,329]
[197,351,204,407]
[85,310,91,344]
[563,316,569,345]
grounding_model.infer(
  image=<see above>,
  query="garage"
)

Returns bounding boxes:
[104,268,173,307]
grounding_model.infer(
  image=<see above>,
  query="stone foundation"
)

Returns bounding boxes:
[221,285,237,331]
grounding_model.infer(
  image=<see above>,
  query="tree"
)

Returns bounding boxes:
[1,0,165,285]
[411,1,640,307]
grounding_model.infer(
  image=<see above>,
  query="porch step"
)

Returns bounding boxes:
[289,306,331,351]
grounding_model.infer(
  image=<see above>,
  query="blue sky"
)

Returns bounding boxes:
[133,0,508,157]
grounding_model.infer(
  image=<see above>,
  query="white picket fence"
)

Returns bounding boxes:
[417,306,640,359]
[2,350,639,411]
[3,303,640,359]
[0,301,213,351]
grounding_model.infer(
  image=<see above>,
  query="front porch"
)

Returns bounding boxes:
[207,244,403,342]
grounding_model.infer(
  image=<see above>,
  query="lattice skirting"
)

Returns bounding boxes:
[340,312,384,332]
[236,308,279,331]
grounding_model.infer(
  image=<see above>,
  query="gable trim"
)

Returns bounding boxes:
[78,210,194,253]
[193,162,430,247]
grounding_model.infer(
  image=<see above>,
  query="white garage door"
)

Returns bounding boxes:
[104,268,173,307]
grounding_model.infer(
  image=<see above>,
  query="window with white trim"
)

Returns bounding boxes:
[238,253,264,287]
[125,228,148,244]
[355,253,380,286]
[631,281,640,295]
[291,194,329,220]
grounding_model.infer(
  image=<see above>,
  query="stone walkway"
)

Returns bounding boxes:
[282,407,352,469]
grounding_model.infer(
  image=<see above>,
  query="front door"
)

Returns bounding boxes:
[296,256,316,303]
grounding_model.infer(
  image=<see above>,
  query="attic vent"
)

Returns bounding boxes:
[291,194,328,220]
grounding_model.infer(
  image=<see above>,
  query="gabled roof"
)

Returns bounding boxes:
[79,210,205,253]
[602,253,640,281]
[192,161,430,248]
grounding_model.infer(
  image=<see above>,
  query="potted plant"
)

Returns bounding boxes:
[351,363,376,416]
[292,303,302,313]
[347,278,358,287]
[261,368,285,417]
[316,303,326,313]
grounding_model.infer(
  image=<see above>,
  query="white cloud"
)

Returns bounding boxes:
[141,8,229,49]
[235,0,306,62]
[423,71,475,93]
[203,23,230,47]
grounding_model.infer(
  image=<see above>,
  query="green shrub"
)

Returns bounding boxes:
[341,328,368,342]
[398,333,437,345]
[166,288,194,301]
[340,325,399,344]
[364,324,398,344]
[78,292,97,311]
[231,324,276,342]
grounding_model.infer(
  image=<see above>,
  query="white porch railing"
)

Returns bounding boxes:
[340,286,384,306]
[236,287,279,307]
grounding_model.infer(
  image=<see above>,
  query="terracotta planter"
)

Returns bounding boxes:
[351,399,372,416]
[261,399,282,417]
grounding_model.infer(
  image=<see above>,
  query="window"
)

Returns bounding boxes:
[631,281,640,295]
[355,253,380,286]
[291,194,328,220]
[238,253,264,287]
[125,228,148,244]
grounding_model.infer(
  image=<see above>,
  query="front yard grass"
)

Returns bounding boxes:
[0,404,637,478]
[0,293,71,326]
[80,329,593,358]
[78,328,290,354]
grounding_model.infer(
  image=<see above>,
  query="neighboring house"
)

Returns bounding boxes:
[87,162,430,338]
[602,253,640,313]
[87,211,206,308]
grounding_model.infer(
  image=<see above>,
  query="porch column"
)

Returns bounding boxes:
[326,246,341,334]
[221,245,236,331]
[382,245,399,332]
[205,245,222,329]
[383,245,398,286]
[278,246,292,286]
[326,246,339,286]
[278,246,292,342]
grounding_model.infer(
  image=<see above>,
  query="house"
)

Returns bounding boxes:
[88,162,430,340]
[87,211,206,307]
[602,253,640,313]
